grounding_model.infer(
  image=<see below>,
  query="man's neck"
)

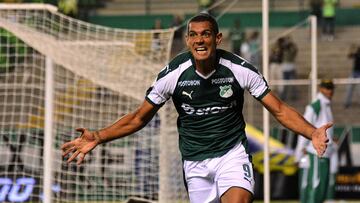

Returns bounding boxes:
[194,56,217,76]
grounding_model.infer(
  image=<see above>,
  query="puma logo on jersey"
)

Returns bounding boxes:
[182,90,193,99]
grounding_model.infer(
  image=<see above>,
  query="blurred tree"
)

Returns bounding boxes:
[58,0,78,17]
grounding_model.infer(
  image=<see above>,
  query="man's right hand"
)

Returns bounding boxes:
[61,128,100,165]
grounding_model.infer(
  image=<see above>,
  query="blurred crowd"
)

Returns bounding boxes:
[310,0,338,41]
[228,18,299,102]
[2,0,105,21]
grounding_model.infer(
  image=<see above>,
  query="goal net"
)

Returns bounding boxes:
[0,3,187,203]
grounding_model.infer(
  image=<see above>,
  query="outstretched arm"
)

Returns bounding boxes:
[260,91,331,156]
[61,100,159,164]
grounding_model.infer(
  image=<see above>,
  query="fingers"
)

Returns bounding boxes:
[317,151,324,157]
[316,140,328,157]
[311,124,333,157]
[67,150,80,163]
[76,127,85,132]
[322,122,333,130]
[61,141,76,158]
[316,147,323,156]
[61,128,84,152]
[77,153,86,165]
[76,128,86,137]
[62,146,75,157]
[320,133,329,143]
[61,128,88,164]
[317,145,327,156]
[62,148,86,165]
[61,141,73,151]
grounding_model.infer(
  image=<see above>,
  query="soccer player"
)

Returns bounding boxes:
[295,79,336,203]
[62,13,331,203]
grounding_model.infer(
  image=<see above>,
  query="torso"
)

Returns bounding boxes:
[146,49,269,160]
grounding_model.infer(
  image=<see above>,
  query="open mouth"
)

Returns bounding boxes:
[195,47,208,55]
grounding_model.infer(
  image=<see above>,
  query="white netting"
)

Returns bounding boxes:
[0,3,188,203]
[5,3,355,203]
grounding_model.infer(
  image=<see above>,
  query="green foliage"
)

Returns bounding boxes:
[0,28,28,73]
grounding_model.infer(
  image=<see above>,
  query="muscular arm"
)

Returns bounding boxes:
[260,91,330,155]
[62,100,159,164]
[261,92,315,138]
[96,100,159,143]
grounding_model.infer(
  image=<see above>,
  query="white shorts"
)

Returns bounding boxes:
[183,142,255,203]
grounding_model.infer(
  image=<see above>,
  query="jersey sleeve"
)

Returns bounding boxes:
[220,56,270,100]
[145,65,176,107]
[146,53,192,106]
[245,69,270,100]
[234,63,269,100]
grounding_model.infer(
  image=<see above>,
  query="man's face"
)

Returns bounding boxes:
[320,87,334,100]
[186,21,222,61]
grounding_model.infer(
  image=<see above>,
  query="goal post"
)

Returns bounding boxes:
[0,3,188,203]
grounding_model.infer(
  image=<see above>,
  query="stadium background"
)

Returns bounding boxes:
[1,0,360,202]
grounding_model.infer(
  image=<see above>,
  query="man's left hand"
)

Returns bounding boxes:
[311,123,332,156]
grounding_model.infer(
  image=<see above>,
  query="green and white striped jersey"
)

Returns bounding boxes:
[146,49,270,161]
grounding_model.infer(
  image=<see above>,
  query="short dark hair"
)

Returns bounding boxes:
[320,79,335,89]
[187,13,219,35]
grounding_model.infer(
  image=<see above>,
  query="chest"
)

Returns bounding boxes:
[172,67,243,106]
[314,105,333,124]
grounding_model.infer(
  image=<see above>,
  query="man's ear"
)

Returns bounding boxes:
[185,34,189,46]
[216,33,223,45]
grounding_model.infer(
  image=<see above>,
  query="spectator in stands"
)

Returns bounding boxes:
[77,0,101,21]
[197,0,214,16]
[248,30,261,70]
[281,35,298,101]
[322,0,338,41]
[344,44,360,108]
[269,37,285,96]
[326,137,339,202]
[153,18,163,30]
[171,14,185,55]
[295,79,336,203]
[58,0,78,18]
[241,31,261,69]
[229,19,245,56]
[61,13,330,203]
[172,14,184,37]
[240,31,251,62]
[309,0,323,25]
[152,19,163,53]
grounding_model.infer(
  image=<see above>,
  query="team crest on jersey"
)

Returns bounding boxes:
[219,85,233,98]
